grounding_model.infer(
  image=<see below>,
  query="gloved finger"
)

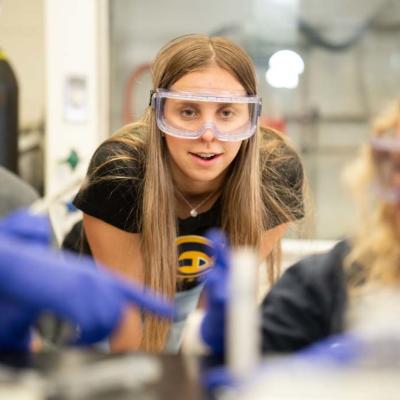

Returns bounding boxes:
[0,209,51,246]
[68,297,123,346]
[203,270,227,303]
[201,366,236,391]
[113,278,174,318]
[72,310,121,345]
[205,229,229,271]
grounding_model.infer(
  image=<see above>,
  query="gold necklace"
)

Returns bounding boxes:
[175,189,218,217]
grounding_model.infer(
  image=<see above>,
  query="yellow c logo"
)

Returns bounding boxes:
[176,235,213,279]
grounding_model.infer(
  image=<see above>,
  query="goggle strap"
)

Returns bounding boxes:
[257,102,262,118]
[149,89,155,107]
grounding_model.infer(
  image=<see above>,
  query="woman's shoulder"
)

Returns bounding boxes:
[260,240,350,353]
[73,127,146,232]
[265,240,350,314]
[288,240,350,285]
[88,128,145,179]
[92,128,145,163]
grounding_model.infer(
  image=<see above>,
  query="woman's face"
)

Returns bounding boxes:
[163,66,246,192]
[372,129,400,206]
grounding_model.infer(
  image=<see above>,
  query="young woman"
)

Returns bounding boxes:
[201,99,400,355]
[72,34,305,352]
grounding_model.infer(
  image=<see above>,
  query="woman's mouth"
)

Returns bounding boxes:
[189,152,223,164]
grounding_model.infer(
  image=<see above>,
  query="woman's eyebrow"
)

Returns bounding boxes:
[172,100,200,107]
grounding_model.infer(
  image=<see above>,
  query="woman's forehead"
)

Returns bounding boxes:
[170,66,246,94]
[164,99,247,109]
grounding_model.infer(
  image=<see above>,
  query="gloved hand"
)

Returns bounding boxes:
[0,211,53,351]
[0,209,51,246]
[200,229,230,355]
[295,333,363,364]
[0,300,38,352]
[0,210,173,351]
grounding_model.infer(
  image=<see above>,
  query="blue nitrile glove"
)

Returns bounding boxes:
[0,300,38,352]
[0,210,53,351]
[0,211,173,351]
[201,336,363,393]
[201,335,363,393]
[295,333,363,365]
[200,229,230,355]
[0,209,51,246]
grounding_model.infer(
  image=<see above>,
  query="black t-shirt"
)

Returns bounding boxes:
[260,240,349,354]
[72,132,304,291]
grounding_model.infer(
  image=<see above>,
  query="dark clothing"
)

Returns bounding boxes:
[70,130,304,291]
[260,240,350,354]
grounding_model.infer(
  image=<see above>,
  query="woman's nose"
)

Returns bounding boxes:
[200,126,216,142]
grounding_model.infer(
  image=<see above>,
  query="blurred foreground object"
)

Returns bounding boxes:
[0,349,203,400]
[0,49,18,174]
[0,209,173,351]
[0,167,38,217]
[209,287,400,399]
[227,248,260,380]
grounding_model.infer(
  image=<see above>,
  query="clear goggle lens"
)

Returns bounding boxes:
[370,137,400,203]
[151,89,262,141]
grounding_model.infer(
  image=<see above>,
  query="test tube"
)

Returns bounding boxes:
[227,247,260,380]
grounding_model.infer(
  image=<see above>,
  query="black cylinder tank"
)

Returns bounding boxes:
[0,49,19,174]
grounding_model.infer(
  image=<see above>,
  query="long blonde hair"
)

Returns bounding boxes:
[96,34,304,351]
[344,99,400,289]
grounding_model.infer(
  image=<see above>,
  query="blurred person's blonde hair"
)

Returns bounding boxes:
[344,99,400,289]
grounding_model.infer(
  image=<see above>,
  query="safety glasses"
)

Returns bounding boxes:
[150,89,262,141]
[370,137,400,203]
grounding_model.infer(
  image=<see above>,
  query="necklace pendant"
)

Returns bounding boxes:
[190,209,198,218]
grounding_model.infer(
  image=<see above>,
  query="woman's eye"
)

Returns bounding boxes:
[180,108,197,119]
[220,108,234,118]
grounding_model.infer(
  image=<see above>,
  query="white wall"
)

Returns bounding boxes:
[45,0,109,196]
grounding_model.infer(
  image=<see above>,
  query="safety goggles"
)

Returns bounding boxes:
[370,137,400,203]
[150,89,262,141]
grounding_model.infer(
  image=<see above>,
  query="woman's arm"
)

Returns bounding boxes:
[83,213,145,351]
